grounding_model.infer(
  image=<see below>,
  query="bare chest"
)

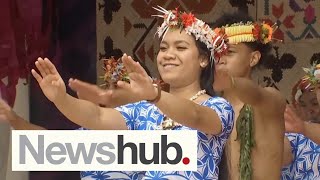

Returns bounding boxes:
[226,107,283,180]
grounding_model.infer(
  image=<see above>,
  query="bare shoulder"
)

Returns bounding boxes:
[259,87,286,114]
[263,87,285,101]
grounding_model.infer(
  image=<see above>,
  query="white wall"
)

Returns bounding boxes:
[1,78,29,180]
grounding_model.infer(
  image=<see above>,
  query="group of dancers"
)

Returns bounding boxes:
[0,6,319,180]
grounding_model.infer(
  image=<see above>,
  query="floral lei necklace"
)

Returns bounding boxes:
[159,89,206,130]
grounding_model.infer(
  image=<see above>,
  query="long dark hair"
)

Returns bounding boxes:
[194,39,216,96]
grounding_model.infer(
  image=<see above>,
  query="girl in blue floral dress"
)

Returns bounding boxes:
[31,7,234,179]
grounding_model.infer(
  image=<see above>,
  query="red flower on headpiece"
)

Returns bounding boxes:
[252,23,261,40]
[252,23,273,44]
[262,23,273,43]
[173,7,180,21]
[181,12,196,27]
[299,77,312,90]
[214,28,225,37]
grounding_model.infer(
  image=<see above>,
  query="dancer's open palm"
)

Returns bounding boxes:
[31,58,66,103]
[116,54,157,102]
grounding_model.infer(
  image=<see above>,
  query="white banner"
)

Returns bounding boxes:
[12,130,197,171]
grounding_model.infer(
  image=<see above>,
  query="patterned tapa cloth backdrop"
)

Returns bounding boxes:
[96,0,320,101]
[255,0,320,101]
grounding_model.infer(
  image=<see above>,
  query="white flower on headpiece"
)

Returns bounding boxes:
[295,89,303,102]
[314,69,320,80]
[303,67,311,74]
[301,63,320,85]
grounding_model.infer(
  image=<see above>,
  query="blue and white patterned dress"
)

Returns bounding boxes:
[80,96,234,180]
[281,133,320,180]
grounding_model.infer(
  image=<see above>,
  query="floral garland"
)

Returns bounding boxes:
[215,21,278,44]
[102,57,130,88]
[302,63,320,86]
[152,6,228,63]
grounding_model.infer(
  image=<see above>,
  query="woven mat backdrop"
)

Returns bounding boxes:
[253,0,320,100]
[96,0,320,101]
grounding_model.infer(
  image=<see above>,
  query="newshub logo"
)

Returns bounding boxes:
[12,130,197,171]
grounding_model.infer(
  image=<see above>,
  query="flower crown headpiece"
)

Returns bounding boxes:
[152,6,228,63]
[215,21,279,44]
[293,63,320,102]
[302,62,320,85]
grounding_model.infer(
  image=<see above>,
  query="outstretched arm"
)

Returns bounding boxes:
[213,67,286,117]
[54,94,127,130]
[0,99,45,130]
[153,92,229,134]
[113,55,234,134]
[68,78,139,108]
[31,58,127,130]
[303,122,320,144]
[233,78,284,108]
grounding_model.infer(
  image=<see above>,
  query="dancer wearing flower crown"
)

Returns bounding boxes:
[288,64,320,124]
[285,77,320,143]
[281,63,320,179]
[30,6,234,179]
[212,12,287,180]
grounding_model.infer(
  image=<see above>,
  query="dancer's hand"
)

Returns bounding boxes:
[213,65,233,92]
[31,58,66,104]
[69,78,113,106]
[116,54,157,102]
[0,98,17,123]
[284,104,306,134]
[70,54,157,105]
